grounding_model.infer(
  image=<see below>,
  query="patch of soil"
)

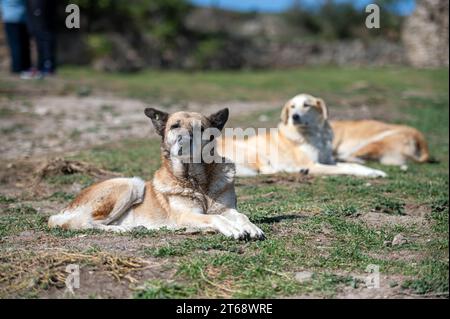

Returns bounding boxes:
[0,157,122,200]
[0,247,173,298]
[358,211,429,229]
[335,274,418,299]
[0,95,279,160]
[329,95,405,122]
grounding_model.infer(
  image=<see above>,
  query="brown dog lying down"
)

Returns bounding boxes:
[330,120,430,167]
[218,94,387,178]
[48,108,265,240]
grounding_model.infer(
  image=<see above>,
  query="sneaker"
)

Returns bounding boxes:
[20,69,43,80]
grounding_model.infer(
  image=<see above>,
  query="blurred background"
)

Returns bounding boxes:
[0,0,448,162]
[0,0,448,72]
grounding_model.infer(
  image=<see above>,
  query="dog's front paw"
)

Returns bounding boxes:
[237,220,265,240]
[212,215,265,240]
[368,169,387,178]
[221,211,265,240]
[212,215,248,240]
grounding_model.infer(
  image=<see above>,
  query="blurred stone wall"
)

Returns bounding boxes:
[1,3,448,72]
[402,0,449,67]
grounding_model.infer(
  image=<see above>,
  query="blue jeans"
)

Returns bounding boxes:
[4,22,31,73]
[26,0,57,73]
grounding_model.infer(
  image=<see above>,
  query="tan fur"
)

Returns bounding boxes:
[48,109,264,240]
[331,120,430,166]
[218,94,387,178]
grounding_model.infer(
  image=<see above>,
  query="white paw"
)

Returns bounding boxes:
[212,215,265,240]
[235,218,265,240]
[367,169,387,178]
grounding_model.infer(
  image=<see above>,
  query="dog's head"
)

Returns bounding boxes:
[144,108,229,163]
[280,94,328,129]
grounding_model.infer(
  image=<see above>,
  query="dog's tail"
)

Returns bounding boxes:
[408,129,430,163]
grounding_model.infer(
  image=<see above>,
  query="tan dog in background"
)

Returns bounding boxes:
[48,108,265,240]
[331,120,430,167]
[218,94,386,177]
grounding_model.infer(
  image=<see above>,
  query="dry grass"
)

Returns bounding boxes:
[0,249,151,297]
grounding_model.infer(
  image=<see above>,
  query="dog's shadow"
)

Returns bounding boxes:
[256,214,308,224]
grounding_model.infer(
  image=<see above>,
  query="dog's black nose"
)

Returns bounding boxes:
[292,114,301,123]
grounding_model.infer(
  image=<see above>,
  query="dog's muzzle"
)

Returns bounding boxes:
[175,134,192,157]
[292,114,302,124]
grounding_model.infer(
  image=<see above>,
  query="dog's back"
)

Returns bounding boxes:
[331,120,429,165]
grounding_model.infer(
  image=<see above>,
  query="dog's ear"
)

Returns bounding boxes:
[208,108,229,131]
[280,102,290,124]
[315,98,328,120]
[144,108,169,136]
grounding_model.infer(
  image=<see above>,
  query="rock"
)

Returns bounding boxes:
[389,281,399,288]
[392,234,408,246]
[402,0,449,67]
[383,240,392,247]
[19,230,35,238]
[295,271,314,283]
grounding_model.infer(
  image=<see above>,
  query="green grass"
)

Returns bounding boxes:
[53,67,449,104]
[1,67,448,298]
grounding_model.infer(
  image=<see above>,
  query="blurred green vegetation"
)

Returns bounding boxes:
[285,0,404,40]
[56,0,409,70]
[58,66,448,103]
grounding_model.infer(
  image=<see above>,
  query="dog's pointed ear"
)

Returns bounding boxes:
[208,108,229,131]
[280,101,290,124]
[144,108,169,136]
[315,98,328,120]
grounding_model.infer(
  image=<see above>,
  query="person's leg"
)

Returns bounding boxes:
[26,0,57,74]
[4,22,31,73]
[18,23,32,71]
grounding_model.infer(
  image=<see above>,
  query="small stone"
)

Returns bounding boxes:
[295,271,314,283]
[392,234,408,246]
[389,281,398,288]
[19,230,34,238]
[400,165,408,171]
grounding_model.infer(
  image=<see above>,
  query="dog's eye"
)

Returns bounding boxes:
[290,104,295,109]
[304,103,312,108]
[170,123,180,130]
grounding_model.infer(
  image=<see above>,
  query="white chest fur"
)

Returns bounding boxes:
[299,143,320,163]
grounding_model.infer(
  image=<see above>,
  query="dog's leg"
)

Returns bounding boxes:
[101,177,146,225]
[380,154,406,166]
[308,163,387,178]
[173,210,262,240]
[337,156,366,164]
[87,222,128,233]
[221,209,265,240]
[48,177,146,230]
